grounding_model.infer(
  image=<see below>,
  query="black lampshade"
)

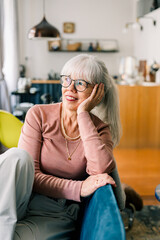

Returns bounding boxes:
[28,16,60,40]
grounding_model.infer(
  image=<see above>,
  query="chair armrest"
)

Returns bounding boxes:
[80,184,126,240]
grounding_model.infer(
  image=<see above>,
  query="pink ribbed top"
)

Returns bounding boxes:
[18,103,115,202]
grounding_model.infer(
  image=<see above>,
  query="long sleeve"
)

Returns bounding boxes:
[18,105,83,202]
[33,158,83,202]
[77,111,115,175]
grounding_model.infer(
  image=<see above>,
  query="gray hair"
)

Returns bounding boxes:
[61,54,122,147]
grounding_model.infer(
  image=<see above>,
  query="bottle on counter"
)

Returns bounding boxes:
[96,42,101,51]
[138,60,147,81]
[88,42,94,51]
[149,61,160,82]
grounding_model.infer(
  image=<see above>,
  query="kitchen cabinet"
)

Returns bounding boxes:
[117,85,160,148]
[136,0,160,17]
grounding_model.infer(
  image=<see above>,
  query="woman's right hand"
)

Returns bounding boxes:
[80,173,116,197]
[77,83,104,115]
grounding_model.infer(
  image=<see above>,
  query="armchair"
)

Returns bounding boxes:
[155,184,160,201]
[80,184,126,240]
[0,110,126,239]
[0,110,23,148]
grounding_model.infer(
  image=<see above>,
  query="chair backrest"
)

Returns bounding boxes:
[110,163,126,210]
[0,110,23,148]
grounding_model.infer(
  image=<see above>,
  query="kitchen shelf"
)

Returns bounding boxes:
[48,38,119,53]
[48,50,119,53]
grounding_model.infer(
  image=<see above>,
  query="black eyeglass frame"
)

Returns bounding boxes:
[60,75,91,92]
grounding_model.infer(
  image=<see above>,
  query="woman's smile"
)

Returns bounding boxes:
[65,94,78,101]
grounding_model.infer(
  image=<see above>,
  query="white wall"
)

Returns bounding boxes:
[133,8,160,82]
[17,0,135,79]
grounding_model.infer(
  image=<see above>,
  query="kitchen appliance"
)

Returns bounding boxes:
[17,78,31,93]
[119,56,138,84]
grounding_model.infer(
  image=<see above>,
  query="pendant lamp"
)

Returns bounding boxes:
[28,0,60,40]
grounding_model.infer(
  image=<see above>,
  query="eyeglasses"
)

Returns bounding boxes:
[60,75,91,92]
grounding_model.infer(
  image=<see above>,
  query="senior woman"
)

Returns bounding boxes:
[1,54,125,239]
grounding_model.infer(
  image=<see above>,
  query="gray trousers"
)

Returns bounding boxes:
[0,148,80,240]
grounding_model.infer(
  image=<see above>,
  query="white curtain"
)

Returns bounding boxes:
[0,0,11,111]
[0,0,19,111]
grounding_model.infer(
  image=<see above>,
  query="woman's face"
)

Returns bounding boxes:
[62,74,94,112]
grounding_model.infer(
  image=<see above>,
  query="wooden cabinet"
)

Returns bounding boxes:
[117,85,160,148]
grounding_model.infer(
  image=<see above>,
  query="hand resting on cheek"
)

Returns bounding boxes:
[77,83,104,115]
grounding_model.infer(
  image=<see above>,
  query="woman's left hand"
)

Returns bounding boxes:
[77,83,104,114]
[80,173,116,197]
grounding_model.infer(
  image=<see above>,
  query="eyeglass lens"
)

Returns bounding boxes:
[60,76,87,92]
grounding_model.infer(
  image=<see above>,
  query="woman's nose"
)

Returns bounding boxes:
[68,80,77,92]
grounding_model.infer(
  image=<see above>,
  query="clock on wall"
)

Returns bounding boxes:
[63,22,75,33]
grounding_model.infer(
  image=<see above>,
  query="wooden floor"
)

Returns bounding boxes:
[114,148,160,206]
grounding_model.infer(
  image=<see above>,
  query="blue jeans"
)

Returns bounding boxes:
[80,184,126,240]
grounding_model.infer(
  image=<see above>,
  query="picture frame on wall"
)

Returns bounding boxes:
[63,22,75,33]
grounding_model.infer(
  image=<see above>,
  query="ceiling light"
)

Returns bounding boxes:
[123,21,143,33]
[28,0,60,40]
[137,16,157,26]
